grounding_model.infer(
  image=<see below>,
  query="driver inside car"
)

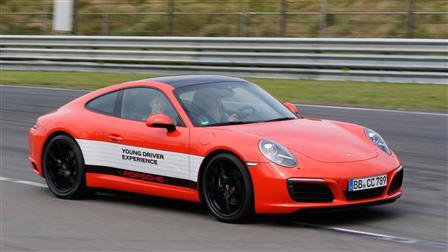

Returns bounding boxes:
[192,88,239,125]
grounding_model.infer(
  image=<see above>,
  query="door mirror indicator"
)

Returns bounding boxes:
[146,114,176,132]
[283,102,299,115]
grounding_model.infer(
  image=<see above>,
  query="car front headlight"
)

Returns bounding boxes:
[259,139,297,167]
[365,128,391,155]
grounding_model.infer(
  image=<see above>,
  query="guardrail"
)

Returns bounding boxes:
[1,35,447,84]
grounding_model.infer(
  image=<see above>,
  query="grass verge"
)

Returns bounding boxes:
[1,70,447,112]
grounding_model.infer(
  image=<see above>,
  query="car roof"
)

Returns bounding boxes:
[147,75,248,88]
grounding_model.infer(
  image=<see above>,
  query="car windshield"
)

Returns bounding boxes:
[174,81,298,127]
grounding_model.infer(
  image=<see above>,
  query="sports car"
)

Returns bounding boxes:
[29,75,403,222]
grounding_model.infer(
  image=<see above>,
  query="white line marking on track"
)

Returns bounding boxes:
[296,103,447,116]
[294,222,448,249]
[2,175,446,249]
[0,176,47,188]
[0,84,90,92]
[2,84,446,116]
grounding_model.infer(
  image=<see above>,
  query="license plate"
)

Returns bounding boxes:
[348,174,387,192]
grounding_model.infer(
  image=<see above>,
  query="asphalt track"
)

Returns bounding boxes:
[1,85,447,251]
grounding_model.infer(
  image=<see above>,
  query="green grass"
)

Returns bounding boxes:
[1,70,447,112]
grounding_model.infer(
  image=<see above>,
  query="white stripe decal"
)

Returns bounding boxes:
[76,139,204,182]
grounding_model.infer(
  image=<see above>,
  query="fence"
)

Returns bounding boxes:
[1,0,447,38]
[1,35,447,84]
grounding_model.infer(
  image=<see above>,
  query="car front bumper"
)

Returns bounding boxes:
[248,160,403,214]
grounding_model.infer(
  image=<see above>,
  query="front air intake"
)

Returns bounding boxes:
[344,187,385,201]
[287,181,334,202]
[387,168,404,194]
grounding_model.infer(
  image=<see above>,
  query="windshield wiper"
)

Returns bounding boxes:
[203,117,296,127]
[263,117,297,123]
[203,120,259,127]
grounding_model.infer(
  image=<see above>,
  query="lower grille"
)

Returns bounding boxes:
[344,187,385,201]
[387,168,403,194]
[287,181,334,202]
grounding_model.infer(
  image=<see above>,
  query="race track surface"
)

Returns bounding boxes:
[1,85,447,251]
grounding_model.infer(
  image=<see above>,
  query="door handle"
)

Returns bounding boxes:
[108,134,123,143]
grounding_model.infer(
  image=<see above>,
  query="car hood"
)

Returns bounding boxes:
[223,119,378,163]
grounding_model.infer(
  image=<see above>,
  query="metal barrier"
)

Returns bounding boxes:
[1,35,447,84]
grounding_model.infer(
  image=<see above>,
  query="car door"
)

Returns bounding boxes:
[112,87,195,188]
[78,87,197,189]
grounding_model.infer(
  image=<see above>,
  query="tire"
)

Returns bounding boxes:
[201,153,254,223]
[42,134,89,199]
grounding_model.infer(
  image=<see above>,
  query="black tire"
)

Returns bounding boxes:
[201,153,254,223]
[42,134,89,199]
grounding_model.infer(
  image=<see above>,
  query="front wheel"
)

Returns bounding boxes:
[201,153,254,223]
[42,134,89,199]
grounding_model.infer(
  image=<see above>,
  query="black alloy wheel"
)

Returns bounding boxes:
[202,153,254,223]
[43,134,88,198]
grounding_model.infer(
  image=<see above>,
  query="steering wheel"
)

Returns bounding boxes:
[236,105,257,120]
[184,102,213,125]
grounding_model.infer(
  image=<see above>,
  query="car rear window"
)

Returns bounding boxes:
[86,91,119,116]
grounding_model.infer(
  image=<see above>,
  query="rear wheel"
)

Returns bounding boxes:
[42,134,88,198]
[201,153,254,223]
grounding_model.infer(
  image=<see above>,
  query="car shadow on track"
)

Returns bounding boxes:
[257,207,401,227]
[85,189,400,226]
[89,190,210,216]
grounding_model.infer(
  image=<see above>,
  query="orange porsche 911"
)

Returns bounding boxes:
[29,75,403,222]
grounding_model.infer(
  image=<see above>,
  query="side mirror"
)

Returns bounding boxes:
[145,114,176,132]
[283,102,299,115]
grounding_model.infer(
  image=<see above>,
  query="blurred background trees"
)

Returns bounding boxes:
[1,0,447,38]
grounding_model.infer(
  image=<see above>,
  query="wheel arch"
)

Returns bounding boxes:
[41,130,78,177]
[196,149,251,203]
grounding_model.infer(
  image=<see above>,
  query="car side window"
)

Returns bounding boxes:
[86,91,120,116]
[121,87,182,125]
